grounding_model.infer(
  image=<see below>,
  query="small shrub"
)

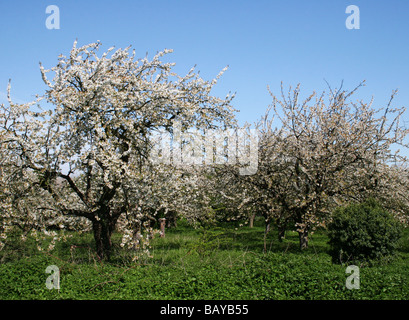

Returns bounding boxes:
[327,198,403,264]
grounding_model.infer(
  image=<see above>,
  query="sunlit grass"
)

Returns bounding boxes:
[1,220,408,300]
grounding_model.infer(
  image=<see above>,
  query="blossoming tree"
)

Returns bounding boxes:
[222,82,409,250]
[0,40,236,260]
[259,82,409,248]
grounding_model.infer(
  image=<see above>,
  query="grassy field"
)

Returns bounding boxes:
[1,218,409,300]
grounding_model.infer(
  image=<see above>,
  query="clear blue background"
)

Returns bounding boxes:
[1,0,408,128]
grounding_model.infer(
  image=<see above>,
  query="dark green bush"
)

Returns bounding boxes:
[327,198,403,264]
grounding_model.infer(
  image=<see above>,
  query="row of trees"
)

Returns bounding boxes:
[1,41,408,260]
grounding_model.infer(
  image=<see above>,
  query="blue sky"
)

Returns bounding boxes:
[1,0,408,128]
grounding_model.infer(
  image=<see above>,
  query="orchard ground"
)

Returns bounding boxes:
[1,218,409,300]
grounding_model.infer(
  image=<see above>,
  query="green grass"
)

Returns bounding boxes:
[1,219,409,300]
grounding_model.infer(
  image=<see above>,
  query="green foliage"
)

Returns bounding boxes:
[1,222,409,300]
[327,199,404,265]
[186,228,232,256]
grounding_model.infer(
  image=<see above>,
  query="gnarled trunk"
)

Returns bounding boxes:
[92,207,121,261]
[298,229,309,250]
[295,207,309,250]
[92,219,114,261]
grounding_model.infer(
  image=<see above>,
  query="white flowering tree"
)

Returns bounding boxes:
[0,94,76,252]
[0,40,236,260]
[261,82,409,248]
[228,82,409,250]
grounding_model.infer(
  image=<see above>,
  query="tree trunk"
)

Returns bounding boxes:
[92,207,120,261]
[132,221,142,250]
[298,229,309,250]
[278,226,286,242]
[159,218,166,238]
[263,218,271,253]
[295,207,309,250]
[277,213,287,242]
[92,220,113,260]
[249,212,256,228]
